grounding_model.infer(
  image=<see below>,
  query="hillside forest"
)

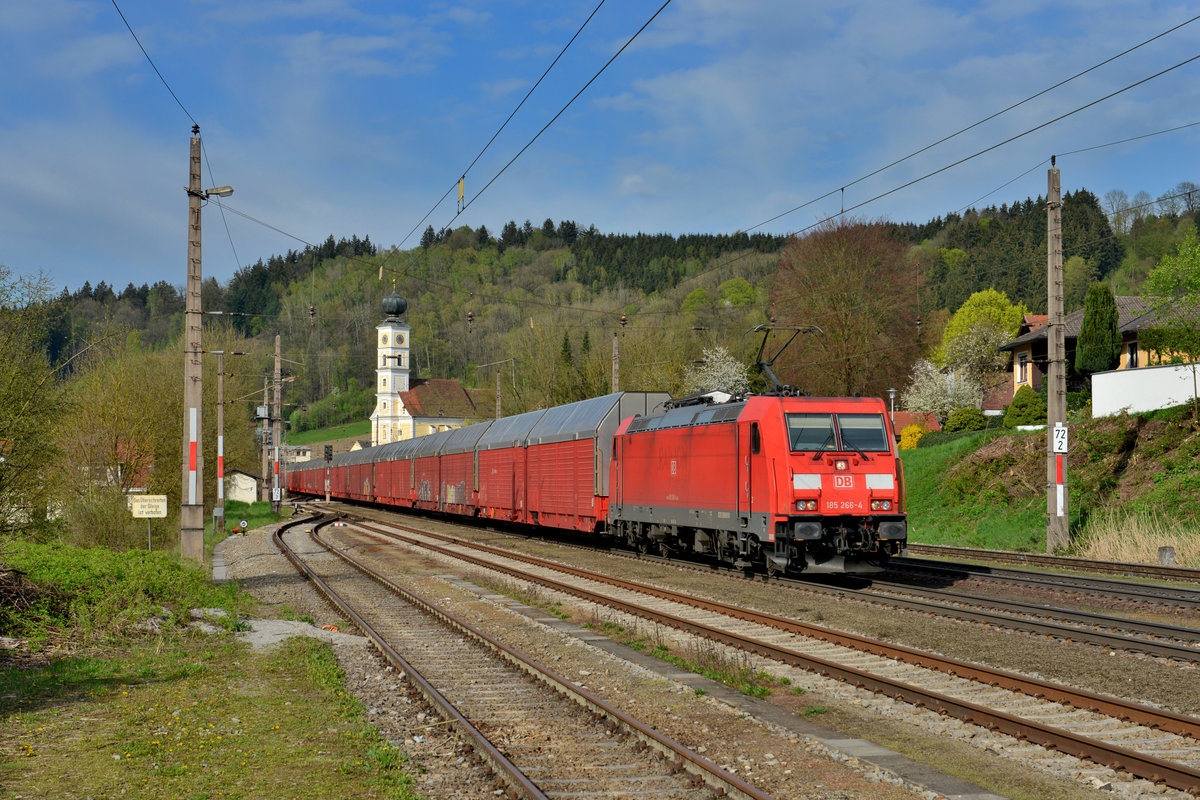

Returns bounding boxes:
[3,178,1198,548]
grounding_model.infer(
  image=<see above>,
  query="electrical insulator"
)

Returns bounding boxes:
[467,310,473,333]
[309,304,316,320]
[620,313,626,329]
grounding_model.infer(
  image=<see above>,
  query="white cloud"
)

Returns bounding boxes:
[39,32,141,78]
[0,0,93,32]
[197,0,362,25]
[479,77,527,99]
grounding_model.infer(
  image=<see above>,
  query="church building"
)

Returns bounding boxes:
[370,290,489,446]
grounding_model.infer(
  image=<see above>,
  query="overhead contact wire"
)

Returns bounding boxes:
[746,13,1200,233]
[396,0,609,250]
[435,0,674,235]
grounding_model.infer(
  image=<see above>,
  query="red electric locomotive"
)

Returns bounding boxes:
[608,394,906,574]
[286,392,906,575]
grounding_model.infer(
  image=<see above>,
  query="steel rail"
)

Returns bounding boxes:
[905,543,1200,584]
[308,504,1200,658]
[577,540,1200,661]
[336,516,1200,794]
[892,557,1200,610]
[291,515,774,800]
[351,517,1200,737]
[272,514,550,800]
[815,578,1200,660]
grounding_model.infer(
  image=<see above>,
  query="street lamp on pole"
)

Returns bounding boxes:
[888,387,897,430]
[180,123,233,564]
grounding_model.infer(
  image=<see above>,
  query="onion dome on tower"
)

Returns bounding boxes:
[382,290,407,321]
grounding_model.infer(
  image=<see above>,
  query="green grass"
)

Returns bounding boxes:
[901,431,1049,551]
[1,540,252,645]
[1,636,423,799]
[0,538,424,798]
[204,500,284,560]
[287,420,371,447]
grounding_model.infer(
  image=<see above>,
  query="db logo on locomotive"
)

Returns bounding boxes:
[833,474,854,489]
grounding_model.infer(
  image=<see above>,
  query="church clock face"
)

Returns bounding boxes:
[381,334,389,346]
[396,333,406,346]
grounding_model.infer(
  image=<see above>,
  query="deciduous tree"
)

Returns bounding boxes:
[771,219,921,397]
[684,346,750,397]
[0,267,66,539]
[900,360,982,423]
[1140,231,1200,419]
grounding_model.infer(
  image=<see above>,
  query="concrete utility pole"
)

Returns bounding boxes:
[215,350,225,534]
[180,126,232,561]
[260,378,270,502]
[180,127,205,563]
[1046,158,1069,552]
[495,368,502,419]
[612,332,620,393]
[212,350,248,532]
[272,335,283,513]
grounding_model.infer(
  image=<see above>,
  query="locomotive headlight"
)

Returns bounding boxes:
[834,459,849,471]
[796,499,817,511]
[870,499,893,511]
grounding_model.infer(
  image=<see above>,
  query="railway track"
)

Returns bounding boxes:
[904,543,1200,584]
[890,556,1200,613]
[326,509,1200,795]
[803,576,1200,662]
[274,512,774,800]
[322,500,1200,663]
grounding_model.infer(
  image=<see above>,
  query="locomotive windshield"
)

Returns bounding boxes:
[837,414,890,453]
[786,413,837,451]
[786,412,890,453]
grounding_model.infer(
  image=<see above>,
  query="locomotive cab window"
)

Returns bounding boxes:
[837,414,890,453]
[786,413,837,452]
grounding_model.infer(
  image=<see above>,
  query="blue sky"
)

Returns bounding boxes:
[2,0,1198,292]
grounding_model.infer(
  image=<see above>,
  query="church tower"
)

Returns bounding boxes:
[371,289,411,445]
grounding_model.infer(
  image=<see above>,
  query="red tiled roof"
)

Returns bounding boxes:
[1000,297,1152,351]
[892,411,941,432]
[1022,314,1048,331]
[398,378,482,419]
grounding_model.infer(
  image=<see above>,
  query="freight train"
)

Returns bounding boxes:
[286,390,907,574]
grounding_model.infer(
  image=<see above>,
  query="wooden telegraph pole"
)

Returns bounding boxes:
[1046,158,1069,551]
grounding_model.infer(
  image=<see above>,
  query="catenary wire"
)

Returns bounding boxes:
[784,51,1200,242]
[433,0,674,236]
[395,0,609,251]
[959,119,1200,213]
[111,1,245,274]
[109,0,196,126]
[209,58,1200,327]
[743,13,1200,233]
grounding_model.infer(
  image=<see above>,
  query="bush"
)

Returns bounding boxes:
[899,424,926,450]
[944,406,987,433]
[1005,385,1047,427]
[1,540,249,641]
[917,429,990,448]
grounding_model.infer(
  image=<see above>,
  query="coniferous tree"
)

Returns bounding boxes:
[500,220,520,249]
[1075,283,1122,375]
[420,225,436,249]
